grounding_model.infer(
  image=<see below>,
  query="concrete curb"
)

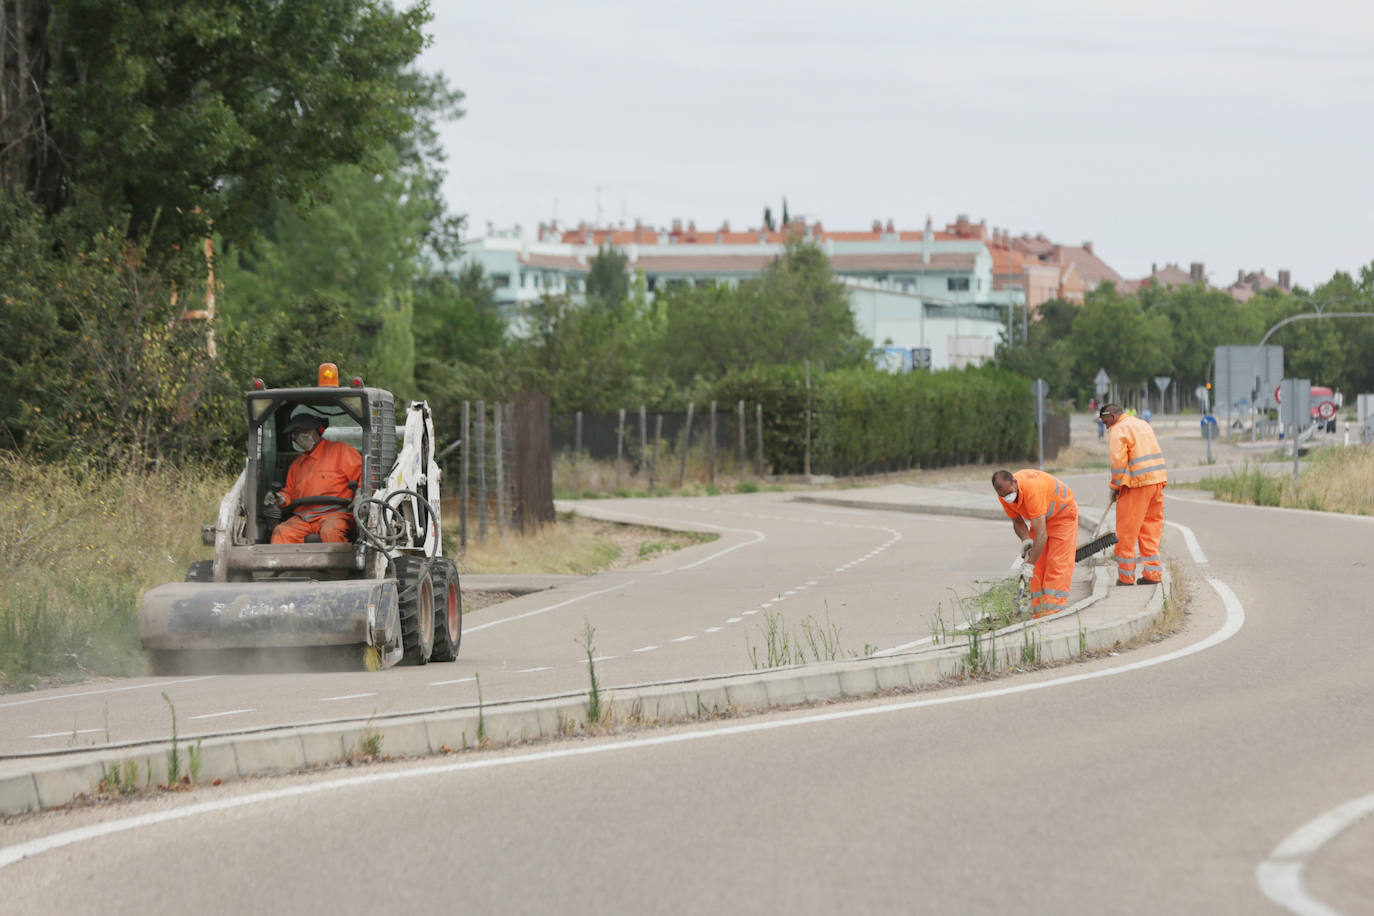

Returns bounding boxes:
[0,498,1163,817]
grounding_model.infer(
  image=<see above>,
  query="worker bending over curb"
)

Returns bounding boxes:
[1099,403,1167,586]
[992,469,1079,618]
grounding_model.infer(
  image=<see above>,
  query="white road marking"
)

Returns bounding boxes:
[430,677,476,686]
[0,677,221,711]
[590,655,617,663]
[465,580,637,633]
[1165,519,1208,565]
[517,667,552,673]
[632,645,659,653]
[704,627,723,633]
[187,709,254,721]
[0,571,1247,873]
[319,694,375,702]
[744,610,758,616]
[1257,790,1374,916]
[726,618,742,624]
[28,729,103,740]
[672,636,696,643]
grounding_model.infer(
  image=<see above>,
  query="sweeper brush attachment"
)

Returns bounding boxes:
[1075,531,1117,562]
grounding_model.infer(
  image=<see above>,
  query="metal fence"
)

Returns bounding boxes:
[553,401,767,488]
[441,396,554,547]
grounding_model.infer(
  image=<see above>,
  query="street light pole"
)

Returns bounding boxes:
[1248,304,1372,442]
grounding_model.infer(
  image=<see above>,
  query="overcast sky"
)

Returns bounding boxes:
[416,0,1374,290]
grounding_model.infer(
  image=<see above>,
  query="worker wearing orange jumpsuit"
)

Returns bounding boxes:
[992,468,1079,618]
[1100,403,1168,586]
[268,414,363,544]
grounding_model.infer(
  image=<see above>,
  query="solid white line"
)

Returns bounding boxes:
[1165,519,1208,565]
[517,667,552,673]
[187,709,254,721]
[1257,790,1374,916]
[319,694,374,702]
[0,573,1247,873]
[28,729,104,740]
[0,677,221,711]
[429,677,476,686]
[465,580,636,633]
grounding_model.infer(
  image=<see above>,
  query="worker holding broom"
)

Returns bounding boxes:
[991,469,1079,618]
[1099,403,1167,586]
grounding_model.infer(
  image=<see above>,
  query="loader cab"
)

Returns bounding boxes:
[243,380,397,546]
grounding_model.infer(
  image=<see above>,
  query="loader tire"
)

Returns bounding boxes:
[394,557,435,665]
[430,558,462,662]
[186,560,213,582]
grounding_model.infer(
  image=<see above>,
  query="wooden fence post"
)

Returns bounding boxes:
[737,399,746,476]
[460,400,470,549]
[638,405,647,481]
[649,414,662,492]
[495,403,506,538]
[756,402,764,476]
[615,407,625,489]
[804,359,812,477]
[678,402,694,487]
[476,400,487,543]
[709,401,717,486]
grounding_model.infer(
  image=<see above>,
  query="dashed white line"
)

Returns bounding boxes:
[0,567,1248,877]
[672,636,696,643]
[28,729,103,739]
[591,655,617,663]
[187,709,254,721]
[0,676,221,710]
[704,626,723,633]
[726,618,742,624]
[320,693,375,702]
[517,667,552,673]
[430,677,476,686]
[632,645,659,653]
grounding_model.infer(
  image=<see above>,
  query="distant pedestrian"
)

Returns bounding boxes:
[1099,403,1167,586]
[991,469,1078,618]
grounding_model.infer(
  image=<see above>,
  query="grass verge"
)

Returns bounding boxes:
[0,455,230,690]
[1193,449,1374,514]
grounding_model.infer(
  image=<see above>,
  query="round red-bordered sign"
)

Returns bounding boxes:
[1317,400,1336,420]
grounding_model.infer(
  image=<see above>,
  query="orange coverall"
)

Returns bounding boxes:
[270,438,363,544]
[1108,415,1168,585]
[1001,469,1079,618]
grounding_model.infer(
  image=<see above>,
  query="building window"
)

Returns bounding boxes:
[947,277,970,292]
[491,273,511,289]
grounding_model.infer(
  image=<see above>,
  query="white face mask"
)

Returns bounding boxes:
[1000,490,1017,503]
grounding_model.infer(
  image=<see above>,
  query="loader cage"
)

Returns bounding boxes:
[243,386,397,545]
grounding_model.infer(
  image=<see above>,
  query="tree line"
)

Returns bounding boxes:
[3,1,1373,472]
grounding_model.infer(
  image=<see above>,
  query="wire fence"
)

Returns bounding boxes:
[552,401,768,490]
[440,396,554,548]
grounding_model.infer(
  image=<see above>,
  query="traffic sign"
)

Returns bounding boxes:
[1317,400,1336,420]
[1094,369,1110,397]
[1200,415,1219,440]
[1274,384,1282,405]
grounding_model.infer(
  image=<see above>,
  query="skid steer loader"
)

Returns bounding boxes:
[138,363,462,673]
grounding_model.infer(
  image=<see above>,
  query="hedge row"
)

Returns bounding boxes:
[707,365,1034,475]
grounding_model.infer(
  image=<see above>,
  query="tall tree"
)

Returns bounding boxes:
[1,0,431,255]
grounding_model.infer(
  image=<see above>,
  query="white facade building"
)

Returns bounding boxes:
[462,218,1021,370]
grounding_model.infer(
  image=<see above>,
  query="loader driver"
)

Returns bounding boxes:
[267,413,363,544]
[992,469,1079,619]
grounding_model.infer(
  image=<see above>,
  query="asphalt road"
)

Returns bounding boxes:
[0,494,1026,755]
[2,418,1371,914]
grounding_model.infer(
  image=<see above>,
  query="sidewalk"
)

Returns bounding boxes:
[0,486,1165,817]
